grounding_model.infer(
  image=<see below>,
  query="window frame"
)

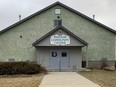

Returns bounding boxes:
[54,20,62,27]
[55,8,61,15]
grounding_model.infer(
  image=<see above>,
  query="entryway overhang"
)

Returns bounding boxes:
[32,26,88,47]
[32,26,88,71]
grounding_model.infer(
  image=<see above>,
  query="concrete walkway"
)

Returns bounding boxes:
[39,72,101,87]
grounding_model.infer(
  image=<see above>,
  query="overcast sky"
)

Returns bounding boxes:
[0,0,116,30]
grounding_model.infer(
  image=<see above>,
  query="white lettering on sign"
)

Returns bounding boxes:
[50,34,70,45]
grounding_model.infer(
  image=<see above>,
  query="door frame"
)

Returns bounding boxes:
[49,50,70,71]
[49,50,60,70]
[60,50,70,70]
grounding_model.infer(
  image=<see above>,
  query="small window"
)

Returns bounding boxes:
[55,9,61,15]
[61,52,67,57]
[58,30,62,34]
[54,20,62,27]
[52,51,57,57]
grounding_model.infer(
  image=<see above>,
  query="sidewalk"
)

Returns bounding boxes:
[39,72,101,87]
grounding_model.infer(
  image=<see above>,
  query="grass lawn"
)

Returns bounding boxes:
[0,74,44,87]
[79,69,116,87]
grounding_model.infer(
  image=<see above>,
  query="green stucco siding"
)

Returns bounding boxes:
[0,5,115,62]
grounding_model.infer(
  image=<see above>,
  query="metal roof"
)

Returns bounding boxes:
[0,1,116,34]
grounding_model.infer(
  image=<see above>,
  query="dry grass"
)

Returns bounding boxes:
[79,69,116,87]
[0,74,44,87]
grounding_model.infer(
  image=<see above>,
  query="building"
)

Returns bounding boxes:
[0,2,116,71]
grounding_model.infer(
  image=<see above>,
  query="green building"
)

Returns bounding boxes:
[0,2,116,71]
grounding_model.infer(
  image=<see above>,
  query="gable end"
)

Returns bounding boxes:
[0,1,116,34]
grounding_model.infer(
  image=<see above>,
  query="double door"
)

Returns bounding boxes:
[50,50,69,71]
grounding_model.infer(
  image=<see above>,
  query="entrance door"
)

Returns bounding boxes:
[60,50,69,69]
[49,50,69,71]
[49,50,60,69]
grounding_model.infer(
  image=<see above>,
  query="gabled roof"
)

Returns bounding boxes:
[32,26,88,46]
[0,1,116,34]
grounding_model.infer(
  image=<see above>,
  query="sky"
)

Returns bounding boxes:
[0,0,116,30]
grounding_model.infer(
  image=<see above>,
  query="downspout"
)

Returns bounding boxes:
[114,36,116,68]
[86,46,88,68]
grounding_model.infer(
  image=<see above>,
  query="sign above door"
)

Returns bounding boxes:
[50,34,70,45]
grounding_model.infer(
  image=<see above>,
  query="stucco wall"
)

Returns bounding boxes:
[0,5,115,62]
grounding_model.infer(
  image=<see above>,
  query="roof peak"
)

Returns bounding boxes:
[55,1,62,4]
[0,1,115,34]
